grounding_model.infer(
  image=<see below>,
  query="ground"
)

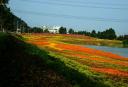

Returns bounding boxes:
[0,33,128,87]
[0,33,72,87]
[22,33,128,87]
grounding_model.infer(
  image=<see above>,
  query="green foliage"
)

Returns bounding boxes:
[68,28,74,34]
[117,35,128,41]
[30,27,43,33]
[91,30,97,37]
[59,26,67,34]
[99,28,117,40]
[76,28,117,40]
[0,0,9,4]
[43,29,49,33]
[0,3,29,32]
[123,40,128,47]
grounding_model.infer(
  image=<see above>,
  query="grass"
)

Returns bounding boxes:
[0,33,72,87]
[21,33,128,87]
[0,33,118,87]
[24,42,111,87]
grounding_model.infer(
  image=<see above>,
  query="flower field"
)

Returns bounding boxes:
[22,33,128,87]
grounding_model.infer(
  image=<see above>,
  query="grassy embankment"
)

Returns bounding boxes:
[0,33,72,87]
[2,33,122,87]
[22,33,128,87]
[0,33,127,87]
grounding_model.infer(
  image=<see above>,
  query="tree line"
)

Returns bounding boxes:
[68,28,128,47]
[68,28,117,40]
[117,35,128,47]
[30,26,127,42]
[0,0,30,33]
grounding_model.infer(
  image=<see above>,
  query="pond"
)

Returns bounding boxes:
[85,45,128,58]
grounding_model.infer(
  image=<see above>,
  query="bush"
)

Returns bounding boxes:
[123,40,128,47]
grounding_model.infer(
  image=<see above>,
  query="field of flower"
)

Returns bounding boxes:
[22,33,128,87]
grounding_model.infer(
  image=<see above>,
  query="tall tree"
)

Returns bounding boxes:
[0,0,30,33]
[91,30,97,37]
[0,0,9,5]
[59,27,67,34]
[105,28,117,39]
[68,28,74,34]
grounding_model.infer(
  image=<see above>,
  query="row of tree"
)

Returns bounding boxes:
[117,35,128,47]
[0,0,29,33]
[30,26,126,42]
[68,28,128,47]
[68,28,117,40]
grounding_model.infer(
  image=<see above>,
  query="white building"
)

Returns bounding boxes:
[49,26,60,34]
[42,25,61,34]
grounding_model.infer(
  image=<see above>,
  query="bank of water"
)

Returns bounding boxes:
[85,45,128,58]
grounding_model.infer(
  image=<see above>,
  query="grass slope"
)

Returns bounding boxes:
[0,33,72,87]
[22,33,128,87]
[1,33,127,87]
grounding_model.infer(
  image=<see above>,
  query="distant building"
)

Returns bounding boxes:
[42,25,61,34]
[49,26,60,34]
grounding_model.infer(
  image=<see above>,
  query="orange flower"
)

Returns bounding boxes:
[91,67,128,77]
[56,43,128,61]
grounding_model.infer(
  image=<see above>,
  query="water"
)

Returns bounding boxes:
[85,45,128,58]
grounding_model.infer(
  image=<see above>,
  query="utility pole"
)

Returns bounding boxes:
[16,20,21,33]
[16,20,18,33]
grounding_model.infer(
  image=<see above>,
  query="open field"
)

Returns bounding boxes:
[21,33,128,87]
[29,33,122,47]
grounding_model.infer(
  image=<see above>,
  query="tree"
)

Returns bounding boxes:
[59,27,67,34]
[123,40,128,47]
[30,27,43,33]
[96,28,117,40]
[0,0,30,33]
[0,0,9,5]
[68,28,74,34]
[105,28,117,39]
[44,29,49,33]
[91,30,97,37]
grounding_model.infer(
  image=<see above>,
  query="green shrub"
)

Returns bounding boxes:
[123,40,128,47]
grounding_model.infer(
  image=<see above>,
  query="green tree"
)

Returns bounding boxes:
[31,27,43,33]
[59,27,67,34]
[68,28,74,34]
[0,0,29,33]
[97,28,117,40]
[91,30,97,37]
[0,0,9,5]
[123,40,128,47]
[105,28,117,39]
[44,29,49,33]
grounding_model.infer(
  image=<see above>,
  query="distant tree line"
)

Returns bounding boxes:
[0,0,30,33]
[117,35,128,47]
[68,28,128,47]
[68,28,117,40]
[29,27,43,33]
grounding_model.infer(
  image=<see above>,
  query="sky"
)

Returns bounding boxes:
[9,0,128,35]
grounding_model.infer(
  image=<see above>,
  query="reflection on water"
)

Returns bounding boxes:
[85,45,128,58]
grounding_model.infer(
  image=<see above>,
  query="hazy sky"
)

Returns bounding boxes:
[9,0,128,35]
